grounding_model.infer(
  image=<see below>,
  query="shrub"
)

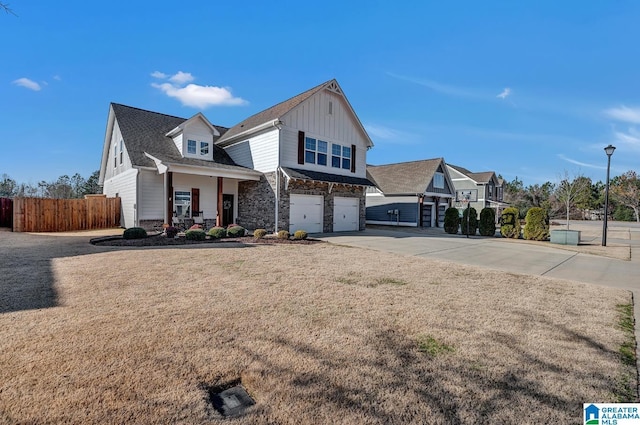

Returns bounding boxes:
[293,230,308,240]
[253,228,267,239]
[207,226,226,239]
[277,230,290,240]
[226,225,246,238]
[227,223,240,228]
[165,226,179,238]
[185,229,206,241]
[460,207,478,236]
[523,207,550,241]
[123,227,147,239]
[478,208,496,237]
[500,207,521,239]
[189,224,202,230]
[444,207,460,234]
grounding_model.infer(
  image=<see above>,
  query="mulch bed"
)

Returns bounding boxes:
[90,233,323,247]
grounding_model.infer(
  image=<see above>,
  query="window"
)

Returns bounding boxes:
[200,142,209,156]
[174,191,191,218]
[187,140,197,155]
[434,172,444,189]
[119,140,123,165]
[304,137,327,165]
[113,144,117,168]
[331,143,351,169]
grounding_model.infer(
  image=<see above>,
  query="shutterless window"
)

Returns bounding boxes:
[119,140,123,165]
[200,141,209,156]
[113,144,117,168]
[187,140,197,155]
[434,172,444,189]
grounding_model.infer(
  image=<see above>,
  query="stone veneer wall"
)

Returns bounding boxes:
[237,170,367,233]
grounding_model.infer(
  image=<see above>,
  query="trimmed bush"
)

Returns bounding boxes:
[189,224,202,230]
[226,225,246,238]
[460,207,478,236]
[253,228,267,239]
[523,207,550,241]
[123,227,147,239]
[165,226,179,238]
[444,207,460,234]
[207,226,226,239]
[185,229,206,241]
[500,207,521,239]
[293,230,308,240]
[227,223,240,228]
[277,230,290,240]
[478,208,496,237]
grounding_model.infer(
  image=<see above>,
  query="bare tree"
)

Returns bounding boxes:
[554,171,591,230]
[1,2,16,15]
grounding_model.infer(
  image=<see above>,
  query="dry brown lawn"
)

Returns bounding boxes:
[0,230,635,424]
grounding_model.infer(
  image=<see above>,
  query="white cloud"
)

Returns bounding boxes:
[151,71,167,79]
[497,88,511,99]
[12,77,41,91]
[386,72,478,98]
[152,82,247,108]
[604,106,640,124]
[557,154,605,170]
[52,75,61,81]
[169,71,194,85]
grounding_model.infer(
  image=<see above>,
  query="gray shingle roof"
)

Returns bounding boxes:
[112,103,255,174]
[282,167,374,187]
[366,158,445,194]
[448,164,496,184]
[216,80,332,144]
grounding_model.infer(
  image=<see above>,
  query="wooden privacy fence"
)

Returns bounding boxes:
[0,197,12,228]
[12,196,121,232]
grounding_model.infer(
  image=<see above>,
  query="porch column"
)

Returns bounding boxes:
[166,171,173,224]
[434,196,440,227]
[216,177,223,227]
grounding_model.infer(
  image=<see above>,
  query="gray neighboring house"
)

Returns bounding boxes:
[98,79,374,233]
[446,164,506,217]
[365,158,456,227]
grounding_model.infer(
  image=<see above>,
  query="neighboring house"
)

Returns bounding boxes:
[98,79,374,233]
[365,158,456,227]
[446,164,506,217]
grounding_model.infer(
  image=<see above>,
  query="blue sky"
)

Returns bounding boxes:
[1,1,639,187]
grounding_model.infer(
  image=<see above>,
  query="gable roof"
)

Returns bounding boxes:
[110,103,237,169]
[448,164,497,184]
[216,79,373,148]
[366,158,450,195]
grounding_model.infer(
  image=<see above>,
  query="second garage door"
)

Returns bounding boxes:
[289,194,323,233]
[333,197,359,232]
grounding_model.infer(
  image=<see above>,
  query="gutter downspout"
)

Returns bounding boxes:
[273,120,284,233]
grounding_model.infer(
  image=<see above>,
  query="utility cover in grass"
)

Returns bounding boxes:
[209,385,255,418]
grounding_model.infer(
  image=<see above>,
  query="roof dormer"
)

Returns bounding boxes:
[166,112,220,161]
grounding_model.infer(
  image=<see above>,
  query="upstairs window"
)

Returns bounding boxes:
[187,140,197,155]
[434,172,444,189]
[332,144,351,170]
[304,137,327,166]
[113,143,117,168]
[119,140,123,165]
[187,139,210,158]
[200,142,209,155]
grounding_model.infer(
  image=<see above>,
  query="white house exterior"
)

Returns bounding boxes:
[98,79,374,233]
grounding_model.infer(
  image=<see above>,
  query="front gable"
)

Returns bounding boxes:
[424,163,455,196]
[166,113,220,161]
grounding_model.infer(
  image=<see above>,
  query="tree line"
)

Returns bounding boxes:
[0,171,102,199]
[501,170,640,222]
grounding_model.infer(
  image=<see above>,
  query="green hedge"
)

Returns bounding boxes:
[460,207,478,236]
[523,207,549,241]
[478,208,496,236]
[227,225,246,238]
[207,227,226,239]
[123,227,147,239]
[444,207,460,234]
[185,229,206,241]
[500,207,521,239]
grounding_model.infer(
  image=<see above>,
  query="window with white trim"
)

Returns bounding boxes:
[304,137,327,166]
[434,172,444,189]
[332,144,351,170]
[186,139,210,158]
[174,191,191,218]
[113,143,117,168]
[119,139,123,165]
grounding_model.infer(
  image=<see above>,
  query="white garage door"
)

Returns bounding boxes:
[333,197,359,232]
[290,194,323,233]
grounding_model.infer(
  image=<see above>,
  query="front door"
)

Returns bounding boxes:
[222,194,234,226]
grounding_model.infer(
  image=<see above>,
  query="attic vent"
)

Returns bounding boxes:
[327,81,342,94]
[328,101,333,115]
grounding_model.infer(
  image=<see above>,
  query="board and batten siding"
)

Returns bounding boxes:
[172,174,218,219]
[224,128,279,173]
[103,168,138,228]
[365,194,419,226]
[139,170,164,220]
[104,120,133,181]
[280,90,369,179]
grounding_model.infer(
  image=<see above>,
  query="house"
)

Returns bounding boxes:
[365,158,456,227]
[98,79,374,233]
[446,164,506,217]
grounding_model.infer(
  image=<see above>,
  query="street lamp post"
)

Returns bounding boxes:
[602,144,616,247]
